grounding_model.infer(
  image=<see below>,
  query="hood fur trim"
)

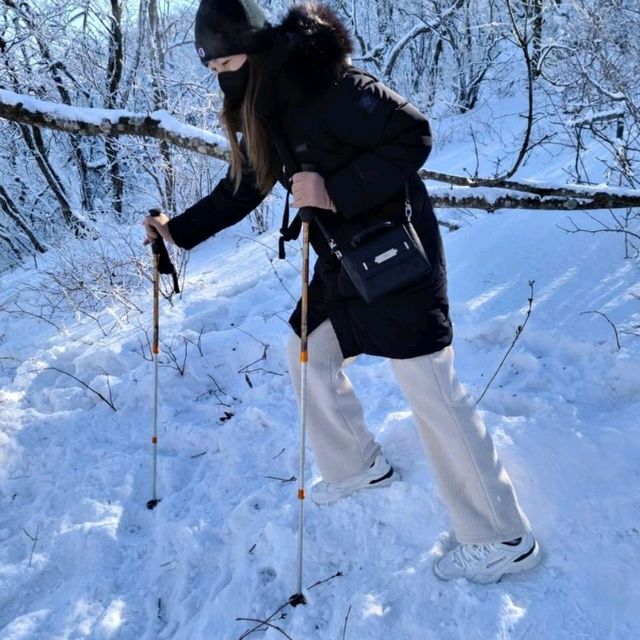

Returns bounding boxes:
[277,3,353,99]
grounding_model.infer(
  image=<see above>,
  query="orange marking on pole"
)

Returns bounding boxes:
[152,436,158,444]
[297,489,305,500]
[152,346,160,355]
[300,351,308,363]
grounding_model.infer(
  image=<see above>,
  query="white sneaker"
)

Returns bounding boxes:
[311,454,398,505]
[433,531,541,584]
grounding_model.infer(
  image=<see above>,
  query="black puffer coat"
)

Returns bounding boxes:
[169,4,453,359]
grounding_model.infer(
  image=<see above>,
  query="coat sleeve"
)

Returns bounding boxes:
[323,72,432,220]
[168,142,272,251]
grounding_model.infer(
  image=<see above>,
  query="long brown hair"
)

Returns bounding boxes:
[221,55,274,195]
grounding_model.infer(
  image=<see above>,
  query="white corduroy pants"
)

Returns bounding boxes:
[287,319,531,545]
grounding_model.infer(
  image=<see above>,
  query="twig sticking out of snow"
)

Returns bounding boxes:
[235,571,344,639]
[236,617,294,640]
[22,524,40,568]
[476,281,535,405]
[264,475,296,483]
[579,310,622,350]
[236,602,290,639]
[342,604,352,640]
[307,570,343,591]
[31,366,117,411]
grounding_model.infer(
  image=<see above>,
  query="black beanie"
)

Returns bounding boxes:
[194,0,272,65]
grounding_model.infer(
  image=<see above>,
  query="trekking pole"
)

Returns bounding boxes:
[289,163,319,607]
[146,208,180,511]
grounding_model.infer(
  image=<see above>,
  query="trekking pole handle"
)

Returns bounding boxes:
[148,208,180,294]
[149,208,168,257]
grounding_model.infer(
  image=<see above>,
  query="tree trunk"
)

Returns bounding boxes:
[530,0,543,76]
[18,124,84,234]
[376,0,394,48]
[0,228,23,260]
[0,185,47,253]
[147,0,176,212]
[105,0,125,216]
[9,0,94,213]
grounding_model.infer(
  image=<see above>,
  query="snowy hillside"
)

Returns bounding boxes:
[2,0,640,635]
[1,167,639,640]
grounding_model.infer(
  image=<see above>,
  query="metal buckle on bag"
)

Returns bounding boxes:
[329,238,343,259]
[404,180,413,222]
[405,198,413,221]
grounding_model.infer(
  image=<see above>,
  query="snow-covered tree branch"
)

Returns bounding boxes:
[0,90,230,161]
[2,89,640,213]
[426,188,640,212]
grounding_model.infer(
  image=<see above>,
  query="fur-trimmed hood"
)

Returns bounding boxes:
[271,3,353,101]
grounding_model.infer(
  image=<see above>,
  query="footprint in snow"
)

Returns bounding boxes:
[259,567,276,585]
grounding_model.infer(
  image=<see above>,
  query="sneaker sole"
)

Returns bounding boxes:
[433,540,542,585]
[311,467,399,505]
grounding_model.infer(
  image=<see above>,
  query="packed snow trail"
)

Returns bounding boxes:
[1,202,638,639]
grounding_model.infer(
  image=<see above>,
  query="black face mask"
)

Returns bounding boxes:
[218,60,249,109]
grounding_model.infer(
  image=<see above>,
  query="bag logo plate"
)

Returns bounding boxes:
[375,248,398,264]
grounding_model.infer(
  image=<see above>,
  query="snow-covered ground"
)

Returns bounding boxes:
[1,114,639,638]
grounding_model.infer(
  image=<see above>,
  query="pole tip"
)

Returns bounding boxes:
[288,593,307,607]
[146,498,162,510]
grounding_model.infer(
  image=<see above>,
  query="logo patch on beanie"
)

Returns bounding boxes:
[197,47,206,58]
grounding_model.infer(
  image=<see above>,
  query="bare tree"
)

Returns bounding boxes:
[105,0,125,216]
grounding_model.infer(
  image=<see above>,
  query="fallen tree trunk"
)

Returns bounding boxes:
[418,168,639,201]
[427,187,640,212]
[2,89,640,212]
[0,89,230,159]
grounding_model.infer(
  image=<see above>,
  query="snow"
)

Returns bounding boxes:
[1,93,639,639]
[0,90,229,151]
[1,202,639,638]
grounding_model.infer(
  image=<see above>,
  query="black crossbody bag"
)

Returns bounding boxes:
[267,121,432,303]
[313,184,432,303]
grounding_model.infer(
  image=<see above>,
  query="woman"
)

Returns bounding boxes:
[144,0,540,584]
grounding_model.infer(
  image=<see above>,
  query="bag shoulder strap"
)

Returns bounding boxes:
[319,182,415,259]
[403,182,429,261]
[260,117,304,259]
